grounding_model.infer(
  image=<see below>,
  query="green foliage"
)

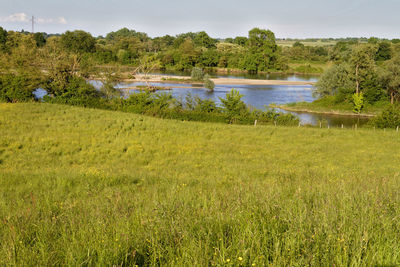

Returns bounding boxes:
[60,30,96,53]
[352,92,364,113]
[245,28,279,72]
[203,74,215,91]
[293,41,305,48]
[0,73,41,102]
[379,56,400,104]
[0,26,7,50]
[376,41,392,61]
[33,32,46,47]
[220,89,249,122]
[105,28,149,42]
[191,67,204,81]
[193,31,217,48]
[349,44,377,94]
[372,105,400,128]
[314,64,353,98]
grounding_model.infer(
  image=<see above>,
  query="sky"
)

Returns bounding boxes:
[0,0,399,39]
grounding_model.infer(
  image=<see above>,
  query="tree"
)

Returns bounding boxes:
[314,64,353,98]
[380,56,400,104]
[0,27,7,50]
[376,41,392,61]
[349,44,377,95]
[293,41,305,48]
[193,31,217,48]
[60,30,96,54]
[33,32,46,47]
[203,74,215,91]
[352,92,364,113]
[246,28,279,71]
[220,89,248,122]
[234,36,248,46]
[191,67,204,81]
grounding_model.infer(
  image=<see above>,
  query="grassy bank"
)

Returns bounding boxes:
[1,103,400,266]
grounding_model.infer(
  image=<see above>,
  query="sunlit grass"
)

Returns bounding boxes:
[1,103,400,266]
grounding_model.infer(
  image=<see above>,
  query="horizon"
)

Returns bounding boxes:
[1,0,400,39]
[0,24,397,41]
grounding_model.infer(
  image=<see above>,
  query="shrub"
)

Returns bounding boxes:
[352,92,364,114]
[203,74,215,91]
[220,89,249,123]
[191,67,204,81]
[0,73,42,103]
[372,105,400,129]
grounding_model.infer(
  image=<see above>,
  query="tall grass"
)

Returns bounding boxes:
[1,103,400,266]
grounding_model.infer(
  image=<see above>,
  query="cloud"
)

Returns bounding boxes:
[0,13,67,25]
[0,13,29,23]
[58,17,67,25]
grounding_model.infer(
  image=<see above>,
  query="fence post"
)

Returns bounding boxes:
[341,124,344,129]
[298,122,301,128]
[274,121,277,127]
[320,122,322,128]
[397,126,399,132]
[254,120,257,127]
[355,124,357,130]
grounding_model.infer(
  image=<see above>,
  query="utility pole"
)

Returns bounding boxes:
[31,15,35,34]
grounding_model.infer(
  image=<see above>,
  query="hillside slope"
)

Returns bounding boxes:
[1,103,400,266]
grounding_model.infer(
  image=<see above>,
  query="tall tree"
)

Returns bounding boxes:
[60,30,96,54]
[246,28,279,71]
[380,56,400,104]
[349,44,376,94]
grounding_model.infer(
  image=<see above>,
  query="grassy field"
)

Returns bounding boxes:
[1,103,400,266]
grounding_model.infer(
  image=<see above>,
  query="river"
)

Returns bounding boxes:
[35,71,370,127]
[109,71,370,127]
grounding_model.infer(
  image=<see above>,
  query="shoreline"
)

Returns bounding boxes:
[275,105,376,117]
[118,74,316,86]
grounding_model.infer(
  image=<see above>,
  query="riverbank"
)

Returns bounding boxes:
[275,104,377,117]
[120,74,316,86]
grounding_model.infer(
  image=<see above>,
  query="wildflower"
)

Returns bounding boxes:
[238,257,243,261]
[226,259,230,263]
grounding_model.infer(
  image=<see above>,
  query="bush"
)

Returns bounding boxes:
[203,74,215,91]
[191,67,204,81]
[372,105,400,129]
[0,73,42,103]
[352,92,364,114]
[220,89,249,123]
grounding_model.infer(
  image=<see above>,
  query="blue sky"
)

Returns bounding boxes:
[0,0,399,38]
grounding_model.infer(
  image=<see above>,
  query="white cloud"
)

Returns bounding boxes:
[0,13,29,23]
[0,13,67,25]
[58,17,67,25]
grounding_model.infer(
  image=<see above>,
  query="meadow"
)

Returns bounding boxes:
[1,103,400,266]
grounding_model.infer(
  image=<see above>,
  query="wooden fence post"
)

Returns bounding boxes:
[254,120,257,127]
